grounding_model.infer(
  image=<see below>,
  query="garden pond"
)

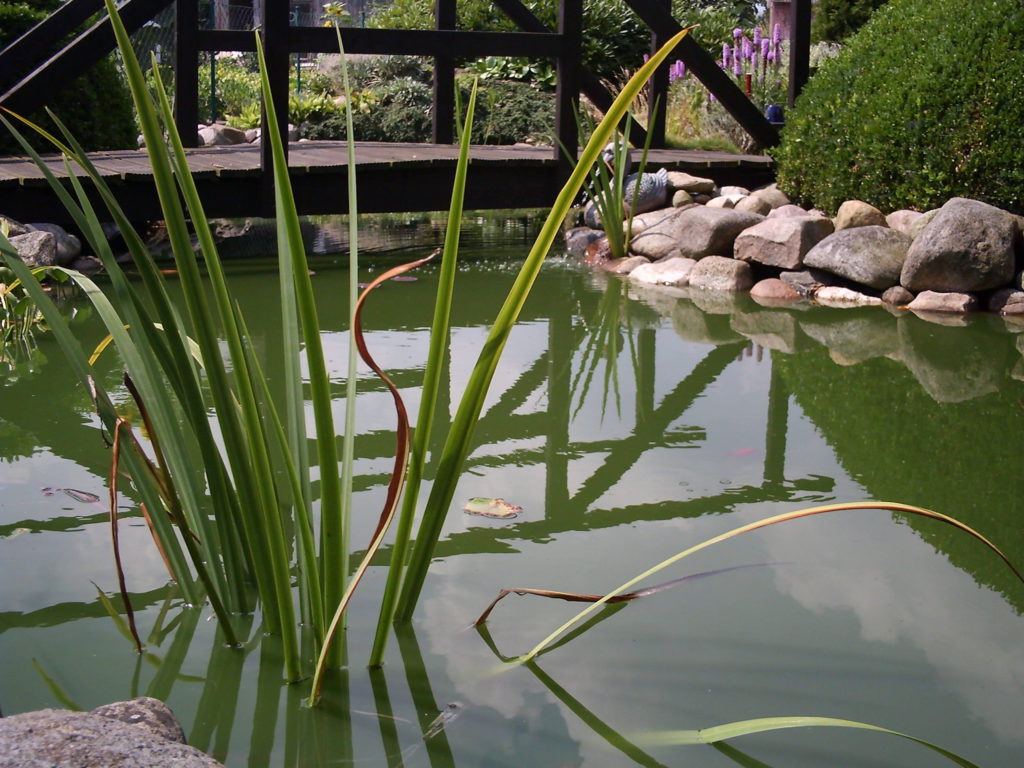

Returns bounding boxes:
[2,212,1023,768]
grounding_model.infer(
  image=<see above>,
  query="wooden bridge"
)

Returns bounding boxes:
[0,0,811,223]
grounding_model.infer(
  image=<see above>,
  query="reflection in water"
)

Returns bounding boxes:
[2,250,1023,767]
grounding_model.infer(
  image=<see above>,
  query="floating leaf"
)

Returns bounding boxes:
[463,497,521,519]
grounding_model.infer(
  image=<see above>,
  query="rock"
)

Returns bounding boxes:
[750,277,802,305]
[628,256,696,286]
[26,223,81,266]
[287,124,300,142]
[688,255,754,292]
[671,189,694,207]
[779,268,840,296]
[583,236,613,266]
[706,196,735,209]
[666,171,715,194]
[734,216,835,270]
[565,226,604,258]
[886,209,922,234]
[198,123,248,146]
[603,254,650,274]
[0,698,223,768]
[834,200,887,230]
[719,185,750,197]
[768,204,814,219]
[671,207,765,259]
[906,290,977,313]
[9,230,57,267]
[734,195,772,215]
[630,207,688,236]
[908,208,940,239]
[813,286,883,307]
[750,184,790,209]
[901,198,1018,292]
[987,288,1024,314]
[804,226,911,289]
[630,207,691,260]
[70,255,103,276]
[1,215,28,237]
[801,310,898,363]
[583,200,603,229]
[882,285,914,306]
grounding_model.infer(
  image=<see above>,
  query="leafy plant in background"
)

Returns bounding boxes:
[812,0,890,43]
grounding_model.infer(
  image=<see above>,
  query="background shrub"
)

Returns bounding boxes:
[774,0,1024,215]
[811,0,889,43]
[0,0,136,153]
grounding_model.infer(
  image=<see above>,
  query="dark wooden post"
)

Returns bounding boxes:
[175,0,199,147]
[555,0,581,174]
[787,0,812,108]
[432,0,456,143]
[647,0,670,148]
[261,0,291,215]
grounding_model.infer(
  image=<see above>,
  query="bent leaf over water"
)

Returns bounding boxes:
[495,502,1023,664]
[639,716,980,768]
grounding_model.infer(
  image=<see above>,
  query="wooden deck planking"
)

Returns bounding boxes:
[0,141,774,224]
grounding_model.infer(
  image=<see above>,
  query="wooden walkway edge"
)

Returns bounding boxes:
[0,141,775,226]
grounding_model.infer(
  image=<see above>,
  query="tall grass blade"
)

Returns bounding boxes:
[108,419,143,653]
[396,28,693,622]
[639,716,980,768]
[512,502,1023,663]
[370,80,479,667]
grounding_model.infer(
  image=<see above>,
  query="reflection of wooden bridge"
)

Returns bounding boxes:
[0,0,811,222]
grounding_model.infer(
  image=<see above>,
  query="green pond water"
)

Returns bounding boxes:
[2,215,1024,768]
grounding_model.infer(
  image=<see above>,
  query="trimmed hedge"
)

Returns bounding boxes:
[811,0,889,43]
[775,0,1024,215]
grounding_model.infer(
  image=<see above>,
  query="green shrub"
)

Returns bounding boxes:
[467,79,555,144]
[811,0,890,43]
[775,0,1024,215]
[0,0,136,152]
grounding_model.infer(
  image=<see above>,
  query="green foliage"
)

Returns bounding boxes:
[812,0,890,43]
[468,79,555,144]
[775,0,1024,215]
[468,56,557,89]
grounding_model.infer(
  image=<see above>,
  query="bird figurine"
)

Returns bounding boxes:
[585,142,669,229]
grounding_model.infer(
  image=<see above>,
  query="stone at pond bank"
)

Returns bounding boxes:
[8,230,57,267]
[803,225,911,290]
[907,290,978,314]
[833,200,887,230]
[628,256,696,286]
[26,222,82,265]
[901,198,1019,292]
[734,215,834,270]
[672,207,765,259]
[688,255,753,292]
[603,254,650,274]
[0,697,224,768]
[750,277,802,305]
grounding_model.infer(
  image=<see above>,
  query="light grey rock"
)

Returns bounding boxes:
[1,215,28,237]
[688,255,754,292]
[734,195,772,215]
[631,207,686,236]
[750,185,790,209]
[908,208,940,239]
[0,698,223,768]
[603,255,650,274]
[565,226,604,258]
[245,128,260,143]
[813,286,883,307]
[665,171,715,194]
[886,209,922,234]
[734,216,834,270]
[768,204,813,219]
[750,277,802,305]
[672,207,765,259]
[9,230,57,267]
[583,200,603,229]
[671,189,694,207]
[27,223,81,266]
[630,207,691,260]
[901,198,1018,292]
[834,200,887,230]
[719,185,750,197]
[628,255,696,286]
[199,123,248,146]
[882,285,914,306]
[804,226,911,289]
[706,195,735,209]
[906,290,977,313]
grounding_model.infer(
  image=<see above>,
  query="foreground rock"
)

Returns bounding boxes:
[734,215,833,270]
[0,698,224,768]
[901,198,1018,292]
[803,226,911,290]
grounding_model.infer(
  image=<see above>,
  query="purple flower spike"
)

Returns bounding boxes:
[772,23,782,45]
[733,46,743,75]
[669,60,687,83]
[753,27,762,47]
[722,43,731,67]
[733,27,743,39]
[767,50,776,63]
[743,37,753,60]
[761,38,771,59]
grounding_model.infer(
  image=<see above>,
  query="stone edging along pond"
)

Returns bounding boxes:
[566,174,1024,320]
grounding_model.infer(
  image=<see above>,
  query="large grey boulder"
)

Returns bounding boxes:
[672,207,765,259]
[749,184,790,210]
[0,698,223,768]
[9,230,58,267]
[901,198,1018,292]
[630,207,692,260]
[734,215,834,270]
[199,123,248,146]
[804,226,911,290]
[666,171,715,194]
[565,226,604,258]
[27,223,81,266]
[688,255,754,292]
[886,209,922,235]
